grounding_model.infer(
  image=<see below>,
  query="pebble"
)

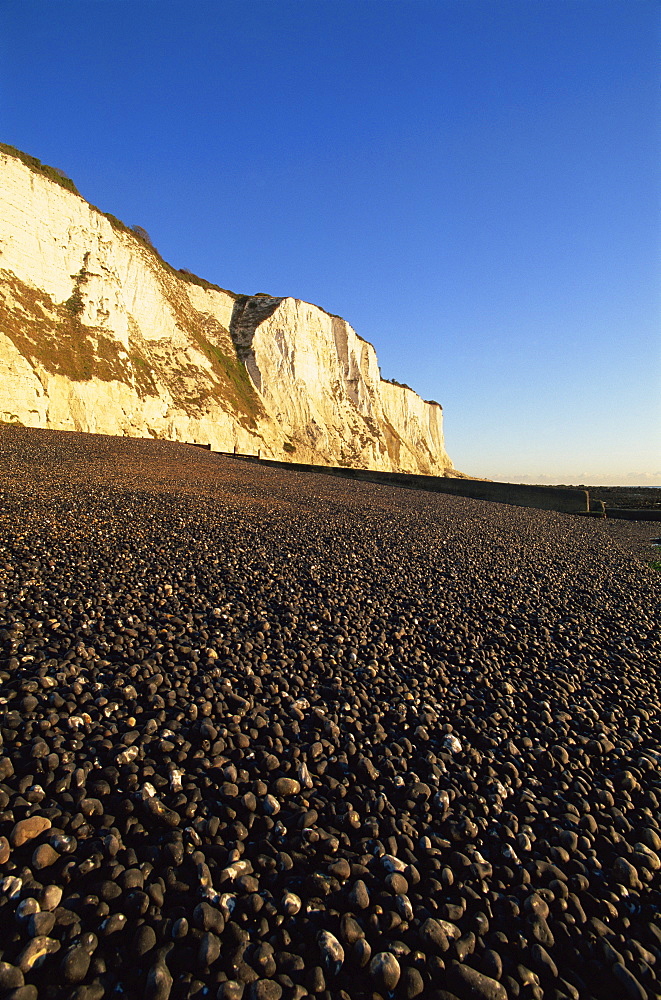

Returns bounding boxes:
[249,982,282,1000]
[38,885,63,911]
[198,931,221,967]
[482,950,503,980]
[194,901,225,934]
[16,936,61,973]
[272,777,300,797]
[135,924,157,956]
[347,879,370,909]
[61,944,92,984]
[612,964,647,1000]
[369,952,401,991]
[10,817,51,848]
[400,966,424,998]
[146,959,173,1000]
[0,427,659,1000]
[0,964,24,990]
[317,930,344,977]
[530,942,558,978]
[0,835,10,864]
[217,982,244,1000]
[340,914,364,946]
[281,892,301,915]
[450,964,508,1000]
[613,857,641,889]
[28,911,56,936]
[419,918,450,953]
[32,843,60,869]
[6,987,39,1000]
[352,938,372,968]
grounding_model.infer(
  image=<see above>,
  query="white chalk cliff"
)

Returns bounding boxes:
[0,146,455,474]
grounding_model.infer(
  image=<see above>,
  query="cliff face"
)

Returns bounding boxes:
[0,147,454,474]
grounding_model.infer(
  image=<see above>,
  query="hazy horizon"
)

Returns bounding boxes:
[1,1,659,485]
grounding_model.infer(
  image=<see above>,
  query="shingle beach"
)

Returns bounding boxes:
[0,427,659,1000]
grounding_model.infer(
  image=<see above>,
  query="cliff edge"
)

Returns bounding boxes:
[0,145,455,474]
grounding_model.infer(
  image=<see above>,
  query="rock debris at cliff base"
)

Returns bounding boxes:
[0,427,659,1000]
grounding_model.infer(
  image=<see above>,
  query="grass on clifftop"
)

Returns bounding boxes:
[95,213,238,299]
[0,143,81,196]
[1,141,237,299]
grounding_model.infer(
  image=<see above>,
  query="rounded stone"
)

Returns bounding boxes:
[61,944,92,984]
[16,936,61,973]
[369,952,401,991]
[39,885,63,911]
[317,930,344,977]
[0,836,10,864]
[613,857,641,889]
[11,817,51,848]
[348,879,370,910]
[272,778,301,797]
[217,982,245,1000]
[249,981,282,1000]
[612,964,647,1000]
[419,918,450,953]
[134,924,157,956]
[145,961,173,1000]
[0,963,24,991]
[198,931,222,967]
[28,911,56,937]
[6,986,39,1000]
[451,964,508,1000]
[400,965,425,998]
[32,843,60,869]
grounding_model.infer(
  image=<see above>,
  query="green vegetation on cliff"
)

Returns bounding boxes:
[0,143,80,196]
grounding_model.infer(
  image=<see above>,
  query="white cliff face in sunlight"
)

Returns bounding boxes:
[0,149,454,474]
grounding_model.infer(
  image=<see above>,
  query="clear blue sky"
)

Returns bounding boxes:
[1,0,659,484]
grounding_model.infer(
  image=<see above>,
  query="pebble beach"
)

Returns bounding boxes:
[0,426,659,1000]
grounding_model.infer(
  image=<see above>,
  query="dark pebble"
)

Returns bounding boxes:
[400,966,425,998]
[69,988,105,1000]
[450,964,508,1000]
[248,982,282,1000]
[369,952,401,991]
[135,924,158,956]
[146,960,173,1000]
[198,932,222,968]
[612,964,647,1000]
[0,964,24,990]
[61,944,92,984]
[5,987,39,1000]
[419,919,450,953]
[217,983,245,1000]
[32,843,60,869]
[347,879,370,910]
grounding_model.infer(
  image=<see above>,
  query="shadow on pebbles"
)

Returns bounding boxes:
[0,427,660,1000]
